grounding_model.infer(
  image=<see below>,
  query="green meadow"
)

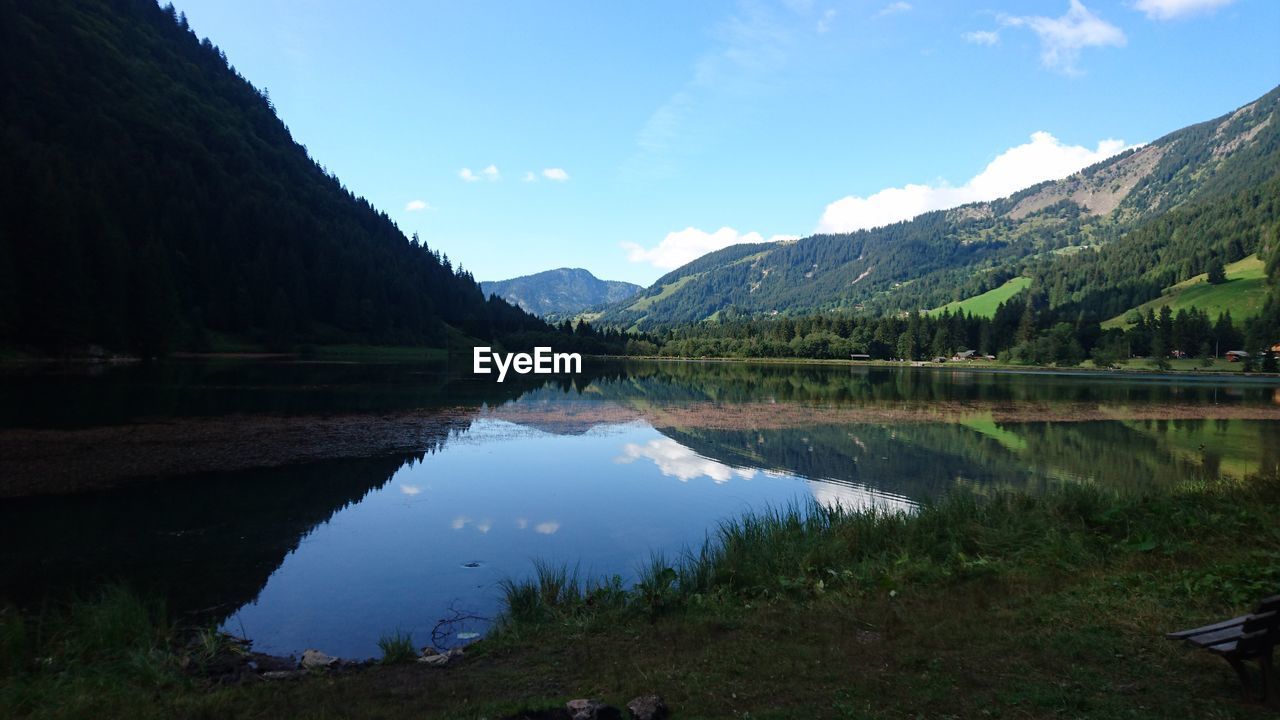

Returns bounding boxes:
[1104,257,1269,329]
[929,277,1031,318]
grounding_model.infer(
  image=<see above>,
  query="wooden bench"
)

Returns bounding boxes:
[1167,595,1279,702]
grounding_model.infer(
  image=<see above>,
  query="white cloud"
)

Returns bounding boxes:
[621,227,798,270]
[451,515,471,530]
[534,521,560,535]
[616,438,757,483]
[459,165,501,182]
[963,30,1000,45]
[817,131,1132,233]
[875,2,912,18]
[817,8,837,32]
[541,167,570,181]
[1133,0,1235,20]
[399,484,423,495]
[522,171,537,182]
[1002,0,1126,75]
[404,199,431,212]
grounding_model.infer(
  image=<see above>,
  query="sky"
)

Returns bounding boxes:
[172,0,1280,286]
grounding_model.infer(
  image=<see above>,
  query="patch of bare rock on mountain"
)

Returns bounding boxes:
[1007,143,1164,220]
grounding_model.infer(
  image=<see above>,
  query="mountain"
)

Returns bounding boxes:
[0,0,548,354]
[599,86,1280,330]
[481,268,642,318]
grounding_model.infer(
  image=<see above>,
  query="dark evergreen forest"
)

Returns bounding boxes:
[0,0,549,355]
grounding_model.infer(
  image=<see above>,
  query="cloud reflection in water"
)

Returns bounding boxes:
[615,438,757,483]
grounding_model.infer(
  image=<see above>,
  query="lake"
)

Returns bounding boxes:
[2,359,1278,658]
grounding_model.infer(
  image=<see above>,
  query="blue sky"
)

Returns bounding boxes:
[172,0,1279,286]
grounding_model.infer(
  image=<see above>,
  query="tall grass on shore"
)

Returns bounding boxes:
[377,630,418,665]
[1,585,187,716]
[496,475,1280,630]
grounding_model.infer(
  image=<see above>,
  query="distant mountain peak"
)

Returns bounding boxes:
[481,268,643,318]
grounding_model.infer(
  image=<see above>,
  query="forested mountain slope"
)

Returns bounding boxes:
[481,268,641,318]
[600,86,1280,330]
[0,0,546,354]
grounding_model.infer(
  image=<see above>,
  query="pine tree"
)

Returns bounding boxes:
[1017,300,1036,345]
[930,327,949,359]
[1157,305,1174,355]
[896,331,917,361]
[1206,256,1227,284]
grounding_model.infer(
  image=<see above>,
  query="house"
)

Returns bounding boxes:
[952,350,978,361]
[932,356,948,364]
[1271,342,1280,354]
[1226,350,1250,362]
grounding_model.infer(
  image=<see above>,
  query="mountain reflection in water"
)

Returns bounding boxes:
[1,360,1277,657]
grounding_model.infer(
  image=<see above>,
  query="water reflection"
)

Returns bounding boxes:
[805,479,913,513]
[2,359,1278,658]
[616,438,757,483]
[0,453,415,619]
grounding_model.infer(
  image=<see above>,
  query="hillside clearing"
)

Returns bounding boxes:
[1103,256,1268,329]
[928,277,1031,318]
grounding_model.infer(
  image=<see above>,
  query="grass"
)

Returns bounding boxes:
[1099,357,1245,373]
[929,277,1031,318]
[4,477,1279,718]
[0,585,191,718]
[478,476,1280,718]
[625,274,698,313]
[1103,256,1269,329]
[495,484,1254,625]
[377,631,418,665]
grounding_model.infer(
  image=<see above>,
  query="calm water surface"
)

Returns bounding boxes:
[2,360,1278,657]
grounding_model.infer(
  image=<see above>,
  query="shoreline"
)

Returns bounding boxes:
[600,353,1280,382]
[4,348,1280,383]
[5,475,1277,718]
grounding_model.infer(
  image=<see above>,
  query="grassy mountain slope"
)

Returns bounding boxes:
[1101,256,1269,329]
[0,0,546,354]
[928,277,1031,318]
[480,268,642,318]
[598,86,1280,330]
